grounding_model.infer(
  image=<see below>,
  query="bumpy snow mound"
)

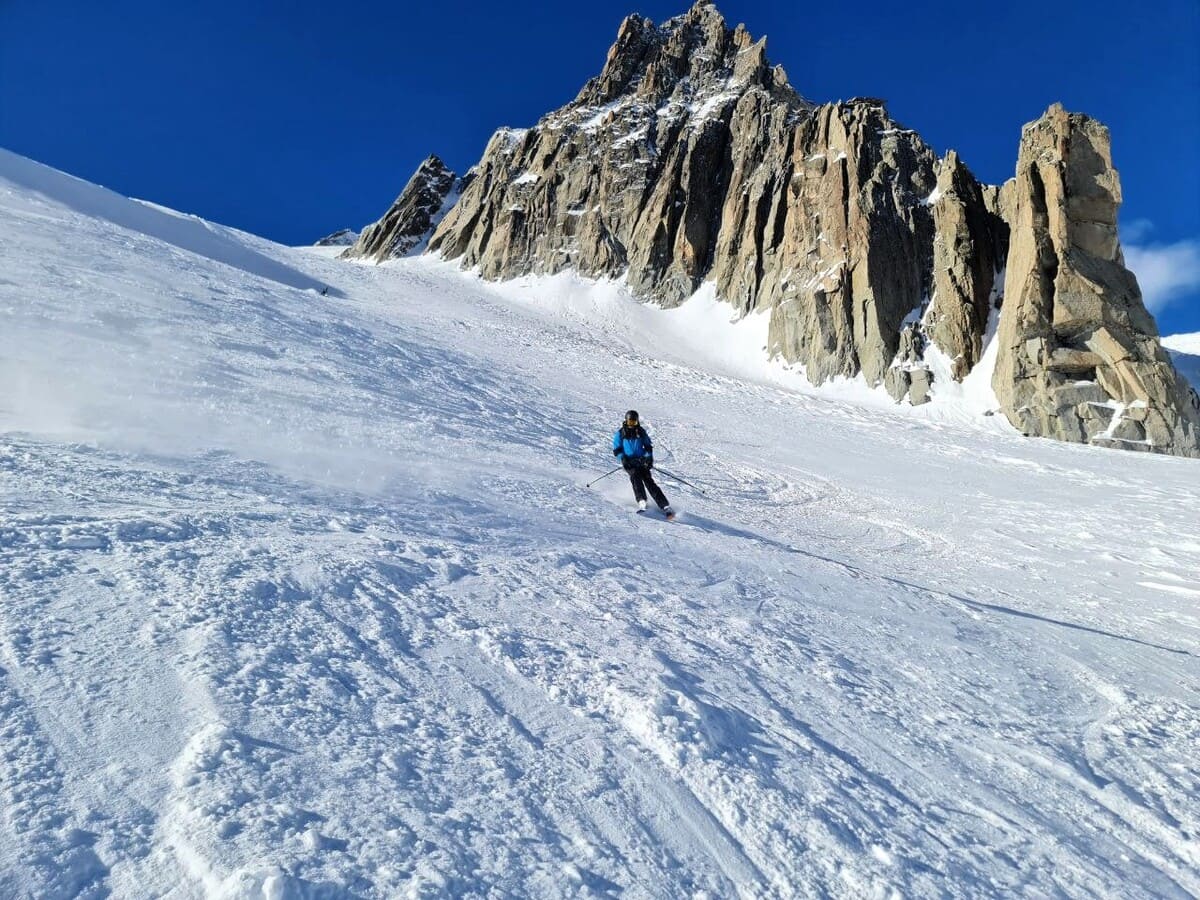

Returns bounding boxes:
[2,150,1199,898]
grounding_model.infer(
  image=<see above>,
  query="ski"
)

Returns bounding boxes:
[635,508,677,521]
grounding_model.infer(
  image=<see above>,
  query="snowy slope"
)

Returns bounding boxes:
[2,149,1199,899]
[1164,333,1200,355]
[1163,332,1200,392]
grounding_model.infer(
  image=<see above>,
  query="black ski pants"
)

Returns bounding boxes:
[626,462,669,509]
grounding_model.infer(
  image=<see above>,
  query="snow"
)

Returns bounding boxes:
[0,149,330,297]
[577,101,624,132]
[690,89,737,122]
[491,127,529,154]
[611,125,649,149]
[1163,332,1200,354]
[1162,332,1200,391]
[3,150,1200,898]
[398,183,461,259]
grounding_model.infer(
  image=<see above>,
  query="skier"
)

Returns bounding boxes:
[612,410,674,519]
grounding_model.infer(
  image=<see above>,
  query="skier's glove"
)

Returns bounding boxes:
[643,455,654,469]
[621,456,634,471]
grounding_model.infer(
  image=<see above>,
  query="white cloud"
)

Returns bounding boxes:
[1123,239,1200,313]
[1120,218,1156,243]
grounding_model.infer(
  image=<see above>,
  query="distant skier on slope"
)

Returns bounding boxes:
[613,410,674,519]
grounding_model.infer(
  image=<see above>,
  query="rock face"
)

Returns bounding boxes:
[753,101,937,388]
[427,1,952,390]
[352,3,1199,457]
[992,104,1200,456]
[430,1,808,305]
[314,228,358,247]
[344,156,462,262]
[924,151,1008,380]
[884,323,933,405]
[881,151,1009,403]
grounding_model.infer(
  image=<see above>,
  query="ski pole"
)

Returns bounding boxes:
[655,466,708,497]
[586,465,623,488]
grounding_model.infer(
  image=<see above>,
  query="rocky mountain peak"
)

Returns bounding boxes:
[576,1,805,112]
[342,154,462,263]
[313,227,358,247]
[347,7,1197,457]
[412,154,451,180]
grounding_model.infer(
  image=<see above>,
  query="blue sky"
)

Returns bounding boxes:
[2,0,1198,333]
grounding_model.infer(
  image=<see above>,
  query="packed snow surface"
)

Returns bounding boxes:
[2,149,1199,898]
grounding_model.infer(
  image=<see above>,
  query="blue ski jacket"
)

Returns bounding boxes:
[613,425,653,459]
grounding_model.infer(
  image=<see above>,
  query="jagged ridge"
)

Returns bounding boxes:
[344,155,463,262]
[349,1,1199,457]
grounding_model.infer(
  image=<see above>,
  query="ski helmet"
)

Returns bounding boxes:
[625,410,639,424]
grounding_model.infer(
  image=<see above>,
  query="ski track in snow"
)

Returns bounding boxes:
[2,153,1200,898]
